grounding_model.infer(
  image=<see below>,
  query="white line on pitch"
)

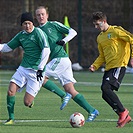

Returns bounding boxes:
[1,119,120,123]
[1,80,133,86]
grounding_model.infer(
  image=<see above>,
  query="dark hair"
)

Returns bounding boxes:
[92,11,107,22]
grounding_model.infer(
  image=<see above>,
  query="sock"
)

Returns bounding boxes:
[43,80,66,98]
[7,95,15,120]
[73,93,95,114]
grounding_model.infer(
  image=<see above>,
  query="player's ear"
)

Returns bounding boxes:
[46,13,49,19]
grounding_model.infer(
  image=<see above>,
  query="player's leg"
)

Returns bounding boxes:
[101,67,130,127]
[101,83,124,113]
[42,58,72,109]
[43,79,71,109]
[4,82,19,125]
[58,58,99,120]
[42,77,66,98]
[101,83,129,126]
[101,68,125,111]
[4,67,26,125]
[24,68,43,108]
[24,92,35,107]
[73,92,99,122]
[102,90,119,114]
[101,84,130,126]
[63,82,99,121]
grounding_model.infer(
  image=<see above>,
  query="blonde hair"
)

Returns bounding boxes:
[36,6,49,14]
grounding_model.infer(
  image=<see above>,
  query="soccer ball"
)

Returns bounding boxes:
[69,112,85,128]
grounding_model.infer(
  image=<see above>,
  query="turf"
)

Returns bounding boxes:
[0,70,133,133]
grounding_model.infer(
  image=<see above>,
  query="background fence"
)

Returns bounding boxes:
[0,0,133,69]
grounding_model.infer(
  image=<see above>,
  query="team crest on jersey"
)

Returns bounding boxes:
[48,28,52,33]
[107,33,111,39]
[19,38,25,42]
[30,35,35,41]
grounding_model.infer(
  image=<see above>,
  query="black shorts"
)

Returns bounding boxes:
[101,67,126,91]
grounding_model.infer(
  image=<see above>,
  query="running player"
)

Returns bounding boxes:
[89,11,133,127]
[35,6,99,122]
[0,12,50,125]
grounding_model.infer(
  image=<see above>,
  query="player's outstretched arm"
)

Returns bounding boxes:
[0,44,12,52]
[62,28,77,44]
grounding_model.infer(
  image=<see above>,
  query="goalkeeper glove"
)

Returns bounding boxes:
[56,40,65,46]
[36,70,43,81]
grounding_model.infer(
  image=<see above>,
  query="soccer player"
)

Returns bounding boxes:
[0,12,50,125]
[89,11,133,127]
[35,6,99,122]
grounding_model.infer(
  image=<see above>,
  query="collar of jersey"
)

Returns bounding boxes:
[40,21,48,27]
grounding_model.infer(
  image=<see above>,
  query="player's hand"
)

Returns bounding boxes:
[56,40,65,46]
[36,70,43,81]
[89,65,95,72]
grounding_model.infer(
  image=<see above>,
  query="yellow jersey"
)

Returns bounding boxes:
[92,26,133,71]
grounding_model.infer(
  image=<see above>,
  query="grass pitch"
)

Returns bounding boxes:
[0,70,133,133]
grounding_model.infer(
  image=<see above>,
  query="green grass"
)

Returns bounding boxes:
[0,70,133,133]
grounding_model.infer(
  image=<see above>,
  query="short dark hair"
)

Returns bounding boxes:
[92,11,107,22]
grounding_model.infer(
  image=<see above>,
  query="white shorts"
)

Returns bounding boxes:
[10,66,44,97]
[45,57,76,86]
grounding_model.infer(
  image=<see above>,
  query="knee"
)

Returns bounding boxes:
[24,100,29,106]
[24,99,32,107]
[101,83,110,92]
[7,82,18,96]
[42,77,48,86]
[7,89,14,96]
[101,83,109,98]
[64,83,75,94]
[24,93,34,107]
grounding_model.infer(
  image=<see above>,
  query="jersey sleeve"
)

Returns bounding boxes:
[114,26,133,57]
[53,21,70,34]
[35,28,50,70]
[53,21,77,43]
[114,26,133,44]
[92,44,105,70]
[0,43,12,52]
[38,48,50,70]
[7,32,21,49]
[62,28,77,43]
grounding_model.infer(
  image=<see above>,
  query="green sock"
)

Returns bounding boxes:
[43,80,66,98]
[73,93,95,114]
[7,95,15,120]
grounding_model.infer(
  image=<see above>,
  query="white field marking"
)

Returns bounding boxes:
[0,80,133,86]
[0,71,15,74]
[15,119,68,122]
[77,82,133,86]
[1,119,120,123]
